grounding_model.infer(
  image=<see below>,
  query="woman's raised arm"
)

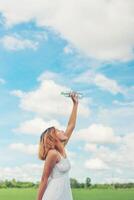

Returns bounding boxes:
[63,92,78,146]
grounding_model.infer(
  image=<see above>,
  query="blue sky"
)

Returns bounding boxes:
[0,0,134,183]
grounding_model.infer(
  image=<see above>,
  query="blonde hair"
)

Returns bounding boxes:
[38,126,59,160]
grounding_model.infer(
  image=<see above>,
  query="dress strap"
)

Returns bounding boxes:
[56,151,62,158]
[59,152,63,158]
[57,150,67,159]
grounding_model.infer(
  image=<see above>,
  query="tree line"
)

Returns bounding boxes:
[0,177,134,189]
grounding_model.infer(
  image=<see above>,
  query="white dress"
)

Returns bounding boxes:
[42,152,73,200]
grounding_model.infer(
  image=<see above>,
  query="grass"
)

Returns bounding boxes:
[0,188,134,200]
[72,188,134,200]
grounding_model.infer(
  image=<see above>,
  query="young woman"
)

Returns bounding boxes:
[36,92,78,200]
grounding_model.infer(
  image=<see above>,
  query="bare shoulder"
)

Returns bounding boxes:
[46,149,59,162]
[41,149,58,181]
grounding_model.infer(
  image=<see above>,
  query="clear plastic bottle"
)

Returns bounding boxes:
[60,91,83,99]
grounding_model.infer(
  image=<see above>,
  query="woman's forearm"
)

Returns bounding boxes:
[67,103,78,128]
[36,180,48,200]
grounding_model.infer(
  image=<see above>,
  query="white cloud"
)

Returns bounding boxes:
[113,100,134,107]
[97,106,134,133]
[0,0,134,61]
[37,71,59,82]
[85,157,109,170]
[34,31,48,41]
[0,78,6,84]
[9,141,76,160]
[0,35,38,51]
[84,132,134,174]
[94,74,123,95]
[9,143,38,155]
[0,148,76,182]
[11,90,24,97]
[13,117,65,135]
[11,78,90,119]
[63,44,74,54]
[0,163,42,182]
[73,123,121,144]
[73,70,94,83]
[74,70,123,95]
[84,143,97,152]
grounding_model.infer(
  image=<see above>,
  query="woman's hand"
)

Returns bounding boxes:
[70,92,79,104]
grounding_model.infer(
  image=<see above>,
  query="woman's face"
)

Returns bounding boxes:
[55,129,68,142]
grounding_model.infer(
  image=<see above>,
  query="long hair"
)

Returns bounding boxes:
[38,126,59,160]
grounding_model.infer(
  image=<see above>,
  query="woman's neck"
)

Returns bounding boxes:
[56,142,65,154]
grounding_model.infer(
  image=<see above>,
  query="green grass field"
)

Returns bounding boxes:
[0,188,134,200]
